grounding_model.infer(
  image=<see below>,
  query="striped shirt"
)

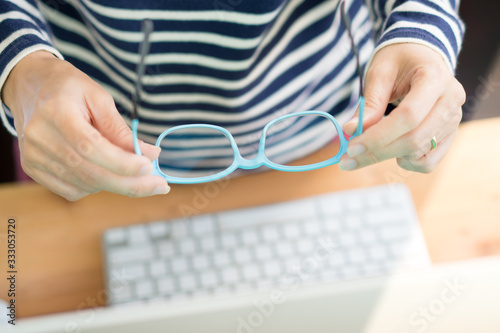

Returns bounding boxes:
[0,0,464,173]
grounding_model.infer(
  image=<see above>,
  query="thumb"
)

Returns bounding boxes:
[343,64,397,136]
[89,94,160,162]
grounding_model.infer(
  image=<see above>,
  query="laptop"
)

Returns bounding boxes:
[5,255,500,333]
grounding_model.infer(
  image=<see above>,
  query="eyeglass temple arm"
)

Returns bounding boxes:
[132,19,154,156]
[340,0,364,138]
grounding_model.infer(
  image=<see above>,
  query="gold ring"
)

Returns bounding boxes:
[430,136,437,151]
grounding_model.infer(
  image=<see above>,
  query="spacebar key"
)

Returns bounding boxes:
[217,199,317,230]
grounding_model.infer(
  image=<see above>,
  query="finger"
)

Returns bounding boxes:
[23,125,170,196]
[343,62,398,136]
[397,129,458,174]
[85,92,160,161]
[347,68,446,156]
[342,97,462,169]
[25,130,170,197]
[23,164,89,201]
[22,141,99,194]
[51,106,154,177]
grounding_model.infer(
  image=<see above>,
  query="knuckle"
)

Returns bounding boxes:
[397,105,422,131]
[364,151,381,164]
[20,159,34,178]
[413,158,436,174]
[125,187,144,198]
[77,168,99,189]
[65,151,83,168]
[406,135,427,159]
[413,65,442,87]
[453,81,467,106]
[76,137,94,157]
[23,122,42,143]
[90,90,116,110]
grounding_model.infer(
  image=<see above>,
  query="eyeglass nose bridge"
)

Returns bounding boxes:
[234,153,266,170]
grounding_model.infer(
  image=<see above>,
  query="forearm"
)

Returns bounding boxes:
[0,0,64,135]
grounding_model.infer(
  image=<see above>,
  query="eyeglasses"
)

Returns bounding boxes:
[131,0,364,184]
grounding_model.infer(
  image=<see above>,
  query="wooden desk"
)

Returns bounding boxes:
[1,118,499,319]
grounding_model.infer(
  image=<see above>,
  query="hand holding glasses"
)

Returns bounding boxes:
[131,0,364,184]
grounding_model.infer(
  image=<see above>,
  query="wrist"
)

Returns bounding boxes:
[2,50,56,108]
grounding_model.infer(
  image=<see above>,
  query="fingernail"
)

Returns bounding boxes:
[347,144,365,157]
[153,184,171,195]
[138,164,153,176]
[345,117,358,127]
[339,158,357,171]
[344,117,358,133]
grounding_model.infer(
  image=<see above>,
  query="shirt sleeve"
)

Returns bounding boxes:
[365,0,465,74]
[0,0,64,136]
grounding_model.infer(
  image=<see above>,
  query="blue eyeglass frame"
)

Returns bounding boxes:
[131,0,364,184]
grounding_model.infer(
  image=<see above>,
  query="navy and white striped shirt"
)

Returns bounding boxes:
[0,0,464,170]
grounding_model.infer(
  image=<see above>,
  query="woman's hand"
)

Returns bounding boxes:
[2,51,170,201]
[341,43,466,173]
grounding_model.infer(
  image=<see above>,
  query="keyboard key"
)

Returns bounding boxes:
[282,223,301,239]
[367,195,384,208]
[303,221,321,236]
[220,233,238,249]
[178,274,198,291]
[338,233,357,247]
[199,235,219,251]
[192,254,211,270]
[105,228,126,246]
[212,251,231,267]
[318,197,342,216]
[170,257,190,274]
[261,225,280,242]
[177,238,198,255]
[240,229,259,245]
[157,277,176,295]
[242,264,261,281]
[344,215,362,229]
[190,215,217,236]
[200,270,219,288]
[110,282,133,303]
[275,242,294,257]
[296,239,315,254]
[367,209,406,225]
[254,246,273,260]
[359,229,378,244]
[135,279,154,298]
[120,263,147,280]
[128,225,149,245]
[380,225,410,241]
[148,221,170,238]
[324,217,342,233]
[328,252,346,268]
[263,261,282,277]
[108,245,155,265]
[345,196,363,211]
[157,241,176,257]
[233,248,252,264]
[171,220,189,238]
[348,248,367,264]
[149,260,168,277]
[221,267,240,284]
[369,245,389,261]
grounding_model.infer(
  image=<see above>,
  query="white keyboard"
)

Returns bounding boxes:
[102,184,430,305]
